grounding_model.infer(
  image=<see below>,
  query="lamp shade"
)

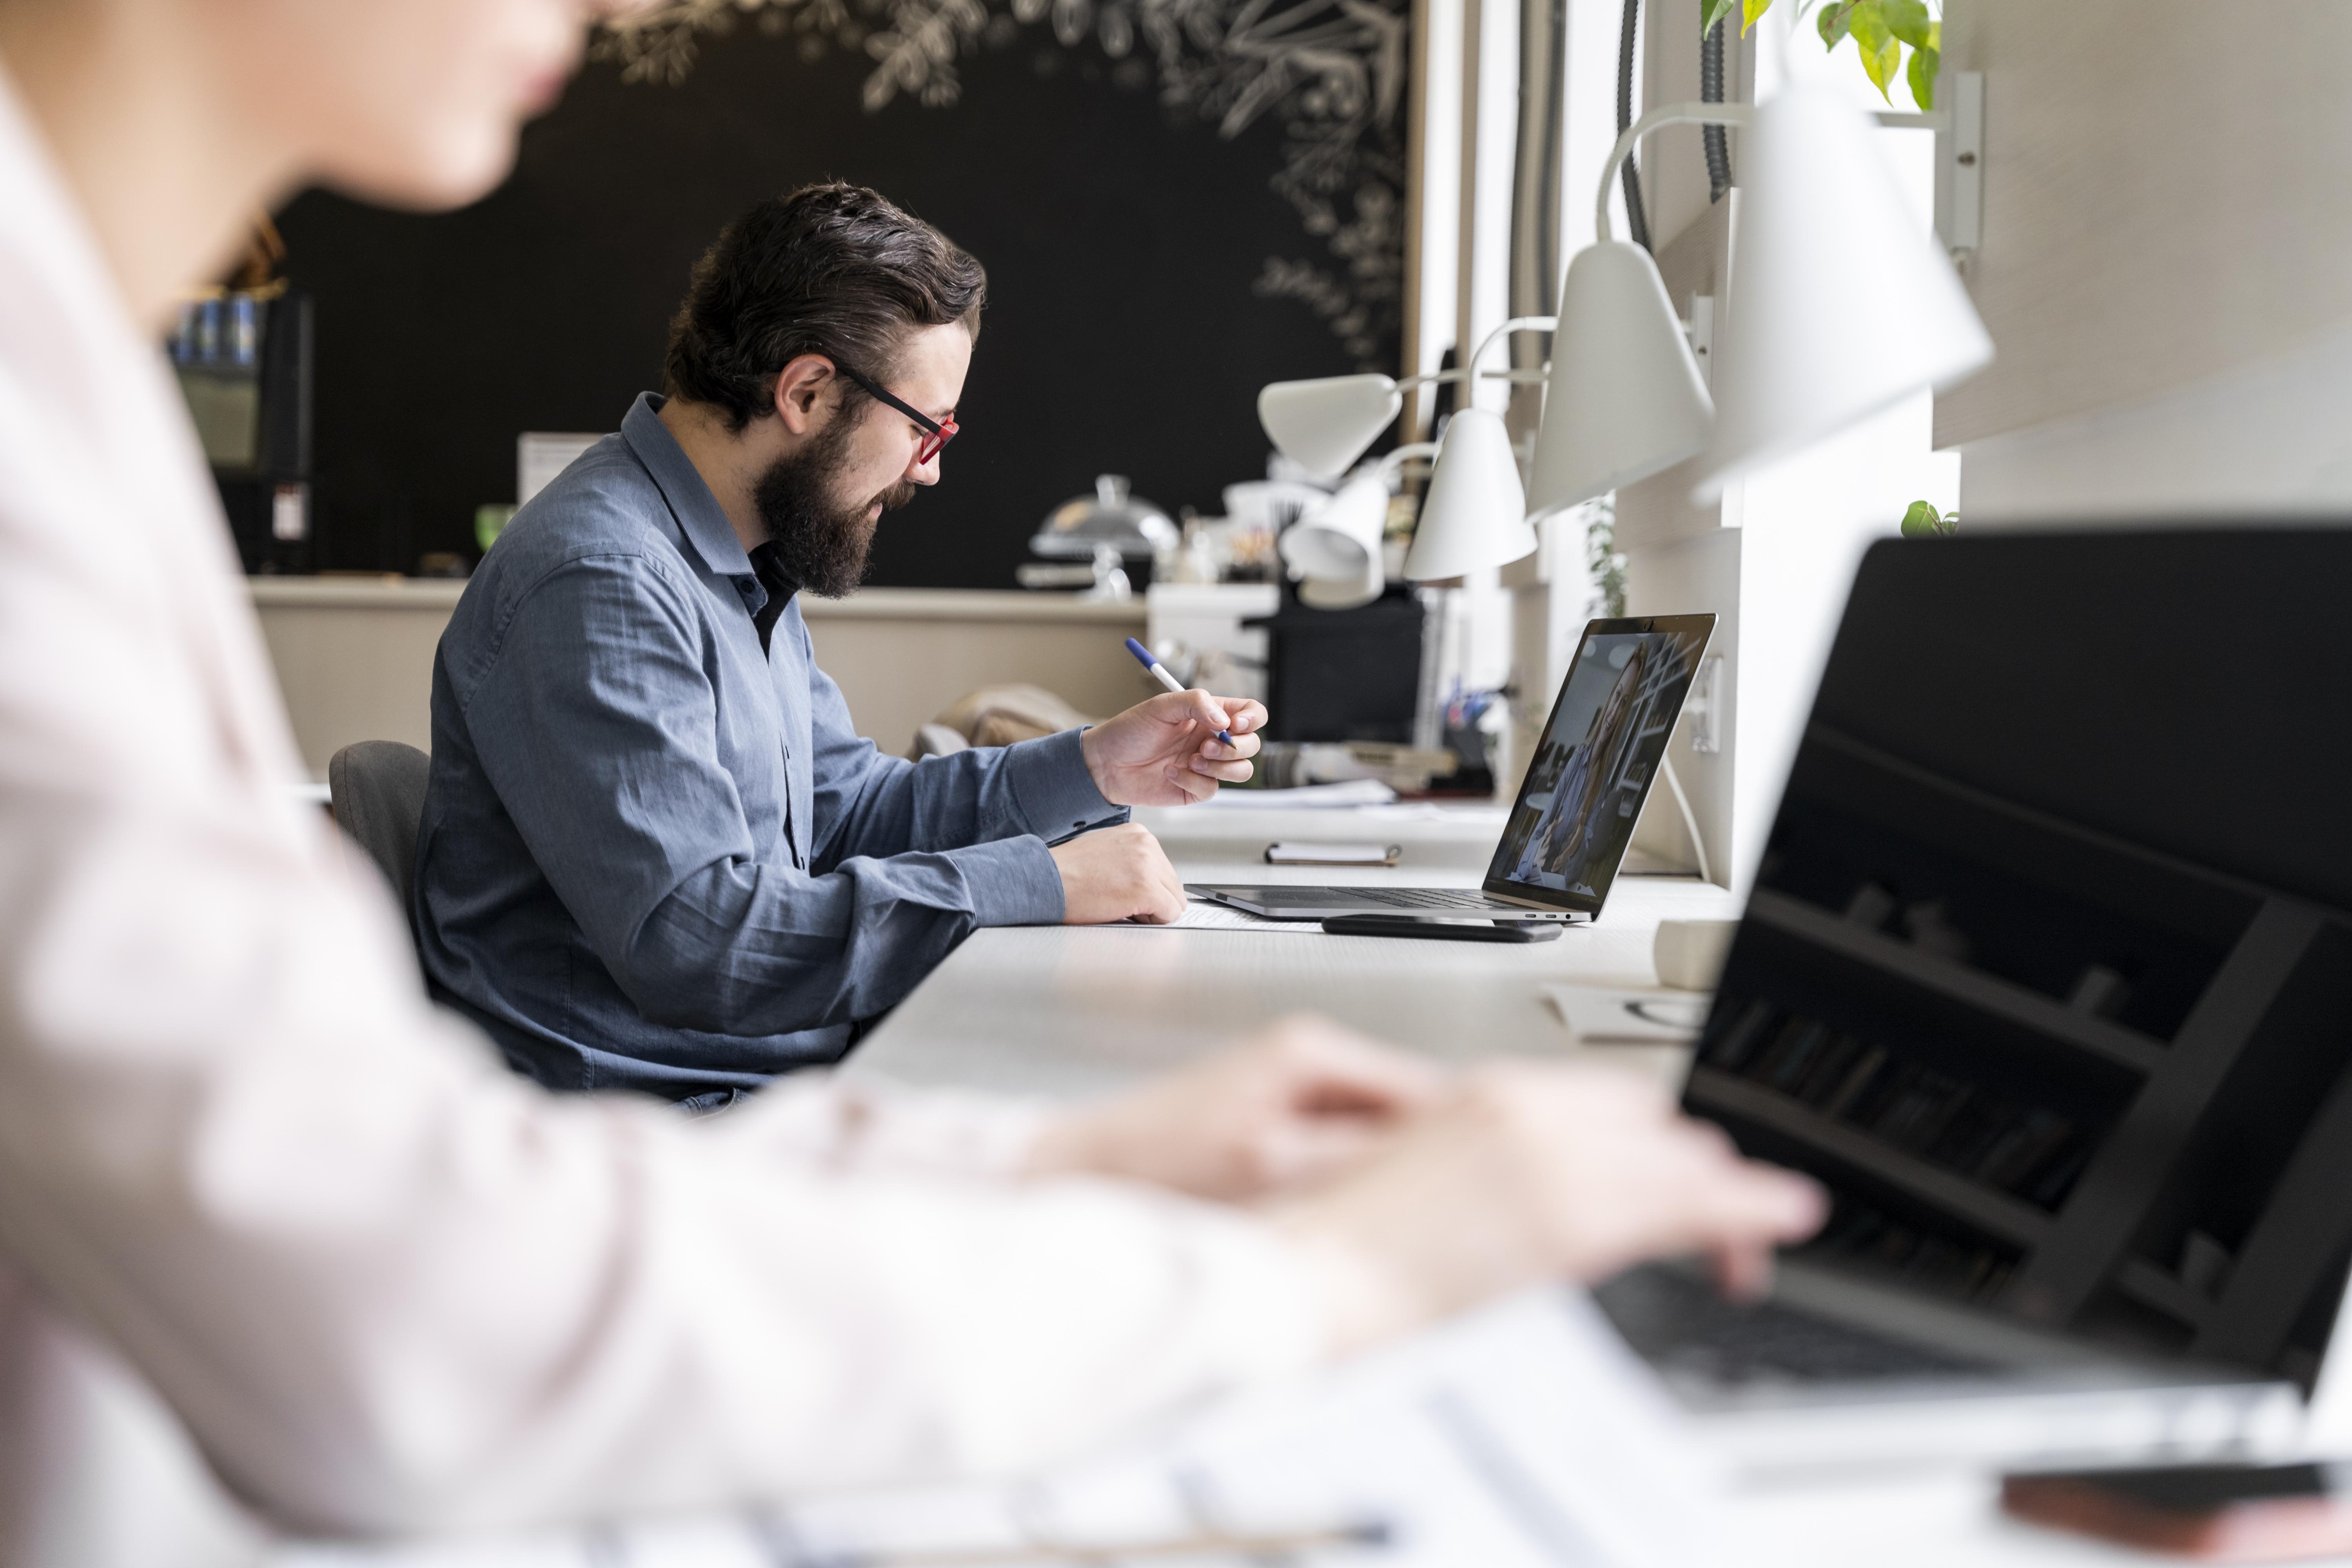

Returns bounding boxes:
[1402,409,1535,581]
[1279,473,1385,577]
[1258,374,1403,477]
[1526,241,1715,520]
[1297,550,1385,609]
[1280,473,1388,608]
[1693,86,1992,499]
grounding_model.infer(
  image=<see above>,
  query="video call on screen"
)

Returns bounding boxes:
[1491,627,1710,901]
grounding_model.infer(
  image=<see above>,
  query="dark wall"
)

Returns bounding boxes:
[276,15,1402,585]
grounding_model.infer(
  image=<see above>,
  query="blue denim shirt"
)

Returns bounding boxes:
[414,393,1125,1099]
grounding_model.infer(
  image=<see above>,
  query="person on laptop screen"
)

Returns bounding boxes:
[1500,622,1712,900]
[413,185,1262,1107]
[1189,616,1714,924]
[1511,633,1675,895]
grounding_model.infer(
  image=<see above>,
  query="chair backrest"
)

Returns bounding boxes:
[328,740,431,907]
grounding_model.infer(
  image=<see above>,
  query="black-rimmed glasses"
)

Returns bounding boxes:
[832,360,958,465]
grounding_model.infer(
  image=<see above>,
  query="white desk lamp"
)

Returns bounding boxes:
[1398,316,1558,581]
[1692,86,1991,498]
[1525,104,1749,521]
[1279,442,1436,609]
[1257,375,1422,479]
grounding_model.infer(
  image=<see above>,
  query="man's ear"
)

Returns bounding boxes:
[771,354,839,436]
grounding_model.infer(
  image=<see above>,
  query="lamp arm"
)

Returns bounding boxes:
[1374,441,1440,480]
[1468,315,1559,379]
[1597,102,1755,242]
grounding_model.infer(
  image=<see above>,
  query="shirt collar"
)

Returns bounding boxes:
[621,392,755,581]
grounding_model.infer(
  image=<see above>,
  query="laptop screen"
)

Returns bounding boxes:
[1690,531,2352,1392]
[1487,615,1714,913]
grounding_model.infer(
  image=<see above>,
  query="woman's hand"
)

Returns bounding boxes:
[1272,1061,1828,1356]
[1025,1015,1441,1201]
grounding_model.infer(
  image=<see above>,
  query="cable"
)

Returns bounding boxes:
[1658,755,1713,886]
[1615,0,1651,251]
[1700,18,1732,203]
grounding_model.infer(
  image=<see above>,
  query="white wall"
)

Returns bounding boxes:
[1961,309,2352,526]
[1405,0,1463,436]
[1935,0,2352,452]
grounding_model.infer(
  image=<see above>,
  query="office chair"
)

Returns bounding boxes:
[327,740,430,907]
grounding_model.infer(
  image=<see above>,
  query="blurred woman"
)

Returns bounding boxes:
[0,1,1820,1561]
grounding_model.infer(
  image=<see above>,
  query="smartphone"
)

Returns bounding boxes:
[2003,1462,2352,1559]
[1321,914,1563,943]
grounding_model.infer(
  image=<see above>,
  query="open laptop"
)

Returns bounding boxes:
[1189,613,1715,921]
[1594,529,2352,1479]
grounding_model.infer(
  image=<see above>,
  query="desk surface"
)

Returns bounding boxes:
[845,801,2260,1568]
[847,802,1741,1097]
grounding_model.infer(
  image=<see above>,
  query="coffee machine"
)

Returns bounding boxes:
[169,273,314,574]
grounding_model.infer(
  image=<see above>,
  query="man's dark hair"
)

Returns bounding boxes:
[663,183,986,432]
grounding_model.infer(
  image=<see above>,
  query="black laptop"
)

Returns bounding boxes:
[1190,613,1715,921]
[1595,529,2352,1474]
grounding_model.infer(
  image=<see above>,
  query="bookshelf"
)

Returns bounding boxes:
[1691,724,2352,1382]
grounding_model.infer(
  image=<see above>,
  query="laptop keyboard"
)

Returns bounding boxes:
[1594,1265,1992,1388]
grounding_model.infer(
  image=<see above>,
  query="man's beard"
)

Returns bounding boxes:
[750,420,918,598]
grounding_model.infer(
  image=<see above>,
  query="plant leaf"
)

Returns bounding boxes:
[1741,0,1773,34]
[1877,0,1931,48]
[1816,0,1853,47]
[1702,0,1739,34]
[1900,501,1945,537]
[1906,38,1938,110]
[1846,0,1900,100]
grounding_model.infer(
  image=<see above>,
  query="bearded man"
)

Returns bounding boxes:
[414,184,1258,1107]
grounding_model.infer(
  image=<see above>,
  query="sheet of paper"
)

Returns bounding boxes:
[1104,900,1330,934]
[265,1292,1728,1568]
[1541,982,1713,1045]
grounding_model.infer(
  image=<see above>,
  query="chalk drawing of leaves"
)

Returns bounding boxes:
[595,0,1407,367]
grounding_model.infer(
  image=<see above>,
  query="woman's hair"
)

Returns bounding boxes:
[663,182,986,431]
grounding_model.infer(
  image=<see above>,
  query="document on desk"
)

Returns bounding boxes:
[268,1290,1726,1568]
[1133,899,1330,933]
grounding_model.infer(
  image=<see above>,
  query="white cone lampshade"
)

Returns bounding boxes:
[1297,551,1385,609]
[1402,410,1535,581]
[1526,241,1715,521]
[1280,473,1386,578]
[1281,473,1389,609]
[1258,375,1403,477]
[1693,87,1992,499]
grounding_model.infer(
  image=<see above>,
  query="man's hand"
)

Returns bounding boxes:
[1272,1061,1826,1356]
[1025,1016,1442,1200]
[1081,690,1267,806]
[1049,823,1187,924]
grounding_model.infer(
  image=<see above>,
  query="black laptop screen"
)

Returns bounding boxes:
[1689,530,2352,1392]
[1487,616,1713,912]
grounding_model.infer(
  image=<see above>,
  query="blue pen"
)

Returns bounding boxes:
[1125,637,1235,747]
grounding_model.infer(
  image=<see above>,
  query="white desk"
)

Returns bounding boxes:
[847,802,1742,1098]
[846,801,2238,1568]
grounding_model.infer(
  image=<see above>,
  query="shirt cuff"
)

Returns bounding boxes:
[951,835,1067,927]
[1004,727,1125,842]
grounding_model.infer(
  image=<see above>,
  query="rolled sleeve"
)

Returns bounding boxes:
[1004,727,1125,841]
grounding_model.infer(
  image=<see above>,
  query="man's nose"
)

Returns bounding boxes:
[907,449,943,487]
